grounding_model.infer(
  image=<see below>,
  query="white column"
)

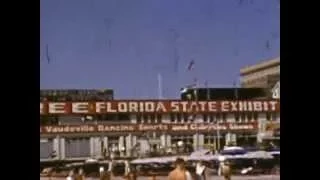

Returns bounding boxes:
[225,133,231,146]
[232,134,237,145]
[132,136,137,157]
[160,134,166,148]
[132,136,137,146]
[60,137,65,159]
[103,137,108,156]
[257,113,267,143]
[198,134,204,149]
[53,136,60,159]
[119,136,125,157]
[90,137,95,157]
[276,112,280,122]
[166,134,171,148]
[258,113,267,131]
[94,137,102,158]
[193,134,198,150]
[126,134,132,157]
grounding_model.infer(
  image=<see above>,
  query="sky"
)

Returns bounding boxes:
[40,0,280,99]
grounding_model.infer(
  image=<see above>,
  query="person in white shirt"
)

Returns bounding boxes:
[195,161,206,180]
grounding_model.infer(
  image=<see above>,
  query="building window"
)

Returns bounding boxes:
[266,112,271,121]
[216,113,222,123]
[240,113,246,122]
[177,113,181,122]
[156,114,162,122]
[247,113,253,121]
[271,113,277,121]
[170,113,175,123]
[203,114,208,123]
[136,114,141,122]
[150,114,155,123]
[235,113,240,122]
[222,113,227,123]
[209,114,215,123]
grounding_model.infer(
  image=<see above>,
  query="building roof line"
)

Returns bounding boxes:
[240,57,280,75]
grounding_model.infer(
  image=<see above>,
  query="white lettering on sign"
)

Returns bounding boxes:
[40,100,279,114]
[72,102,89,114]
[48,103,66,114]
[40,122,258,134]
[221,101,230,112]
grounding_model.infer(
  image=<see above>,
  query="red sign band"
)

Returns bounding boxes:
[40,100,280,115]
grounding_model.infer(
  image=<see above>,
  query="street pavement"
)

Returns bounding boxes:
[41,175,280,180]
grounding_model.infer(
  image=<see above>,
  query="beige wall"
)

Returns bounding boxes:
[240,57,280,88]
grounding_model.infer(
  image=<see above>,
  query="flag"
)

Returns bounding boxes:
[187,59,195,71]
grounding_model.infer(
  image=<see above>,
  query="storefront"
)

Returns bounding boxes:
[40,138,54,159]
[65,137,90,159]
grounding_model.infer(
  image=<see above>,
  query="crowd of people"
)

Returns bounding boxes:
[56,157,232,180]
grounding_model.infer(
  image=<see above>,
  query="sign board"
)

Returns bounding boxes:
[40,100,280,115]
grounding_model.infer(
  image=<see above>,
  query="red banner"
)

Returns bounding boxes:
[40,100,280,115]
[40,122,258,134]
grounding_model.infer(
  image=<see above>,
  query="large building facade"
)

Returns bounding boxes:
[240,57,280,93]
[240,57,280,142]
[40,94,280,161]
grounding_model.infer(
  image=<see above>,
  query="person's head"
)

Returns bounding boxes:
[78,168,84,175]
[99,166,105,174]
[174,158,186,170]
[68,169,74,176]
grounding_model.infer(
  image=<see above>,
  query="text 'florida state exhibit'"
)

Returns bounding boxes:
[40,100,280,115]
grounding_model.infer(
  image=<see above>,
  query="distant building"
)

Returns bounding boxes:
[240,57,280,92]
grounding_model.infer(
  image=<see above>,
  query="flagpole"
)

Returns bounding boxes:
[193,80,200,151]
[205,82,216,153]
[157,73,163,99]
[234,80,238,99]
